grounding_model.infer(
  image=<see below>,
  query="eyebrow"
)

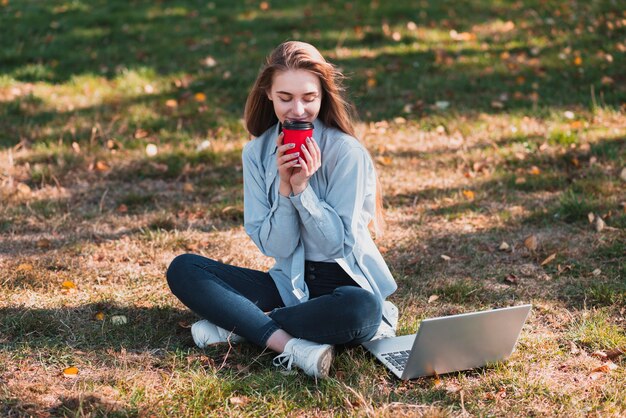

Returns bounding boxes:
[276,91,318,96]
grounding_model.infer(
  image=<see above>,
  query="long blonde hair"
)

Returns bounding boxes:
[244,41,385,236]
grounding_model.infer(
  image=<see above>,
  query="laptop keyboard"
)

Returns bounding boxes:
[382,350,411,371]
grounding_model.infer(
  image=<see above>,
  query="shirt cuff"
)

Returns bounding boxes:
[275,193,297,215]
[289,184,323,220]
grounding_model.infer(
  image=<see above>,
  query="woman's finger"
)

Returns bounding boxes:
[279,152,299,165]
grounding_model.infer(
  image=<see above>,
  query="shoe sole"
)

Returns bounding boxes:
[316,346,334,378]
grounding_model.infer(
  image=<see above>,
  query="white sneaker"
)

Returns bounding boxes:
[272,339,334,378]
[191,320,244,348]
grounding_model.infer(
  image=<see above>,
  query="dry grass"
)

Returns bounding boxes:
[2,112,625,417]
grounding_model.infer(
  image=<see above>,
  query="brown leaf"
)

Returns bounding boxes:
[593,216,605,232]
[523,234,538,251]
[569,341,580,355]
[16,263,34,273]
[183,182,195,193]
[229,396,250,406]
[604,347,626,361]
[95,161,110,172]
[440,254,451,261]
[117,204,128,213]
[529,166,541,175]
[498,241,510,251]
[540,253,557,266]
[590,361,618,375]
[504,274,519,285]
[165,99,178,108]
[134,129,149,139]
[17,182,32,195]
[94,312,105,321]
[428,294,440,303]
[36,238,51,249]
[592,350,608,360]
[593,348,625,361]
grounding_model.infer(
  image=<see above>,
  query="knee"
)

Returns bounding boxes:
[335,287,382,326]
[166,253,197,288]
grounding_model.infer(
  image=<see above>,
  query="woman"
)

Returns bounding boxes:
[167,41,397,378]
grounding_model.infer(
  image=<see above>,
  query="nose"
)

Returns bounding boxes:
[292,100,305,116]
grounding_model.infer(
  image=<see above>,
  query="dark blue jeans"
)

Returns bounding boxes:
[166,254,382,347]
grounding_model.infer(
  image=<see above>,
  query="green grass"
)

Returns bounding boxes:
[1,0,625,416]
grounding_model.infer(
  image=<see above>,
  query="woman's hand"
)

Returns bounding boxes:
[276,132,300,196]
[290,136,321,195]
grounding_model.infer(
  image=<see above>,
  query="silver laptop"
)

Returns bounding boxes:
[362,304,531,380]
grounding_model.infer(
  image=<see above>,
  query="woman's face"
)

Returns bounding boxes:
[267,69,322,124]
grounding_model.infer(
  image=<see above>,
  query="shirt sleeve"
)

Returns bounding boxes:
[289,143,371,259]
[242,144,301,258]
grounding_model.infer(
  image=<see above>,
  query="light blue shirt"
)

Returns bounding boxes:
[242,118,398,325]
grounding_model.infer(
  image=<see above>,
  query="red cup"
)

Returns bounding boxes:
[282,120,313,163]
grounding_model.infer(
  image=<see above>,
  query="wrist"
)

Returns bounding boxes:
[279,181,292,197]
[291,183,307,195]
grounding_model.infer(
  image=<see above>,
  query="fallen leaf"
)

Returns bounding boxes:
[498,241,510,251]
[445,381,462,393]
[540,253,557,266]
[462,190,475,200]
[259,1,269,11]
[590,361,618,374]
[17,182,32,195]
[194,92,206,102]
[183,182,195,193]
[601,76,614,85]
[428,294,440,303]
[117,204,128,213]
[592,268,602,276]
[375,156,392,166]
[440,254,451,261]
[563,110,575,120]
[367,77,377,88]
[134,129,149,139]
[62,280,76,289]
[111,315,128,325]
[529,166,541,175]
[588,212,595,223]
[491,100,504,109]
[593,216,605,232]
[620,167,626,182]
[515,176,527,184]
[71,142,81,153]
[165,99,178,108]
[95,161,110,172]
[16,263,34,273]
[504,274,519,285]
[229,396,250,405]
[94,312,105,321]
[574,56,582,66]
[570,341,580,354]
[62,366,79,377]
[523,234,538,251]
[604,347,626,361]
[36,238,51,249]
[592,350,608,360]
[435,101,450,110]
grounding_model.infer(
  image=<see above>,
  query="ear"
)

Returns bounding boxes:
[266,90,273,101]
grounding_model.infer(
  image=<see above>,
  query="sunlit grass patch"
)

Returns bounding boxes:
[567,309,626,351]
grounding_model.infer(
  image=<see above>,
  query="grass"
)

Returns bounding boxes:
[1,0,625,416]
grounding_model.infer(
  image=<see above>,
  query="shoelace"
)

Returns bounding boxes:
[272,351,295,371]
